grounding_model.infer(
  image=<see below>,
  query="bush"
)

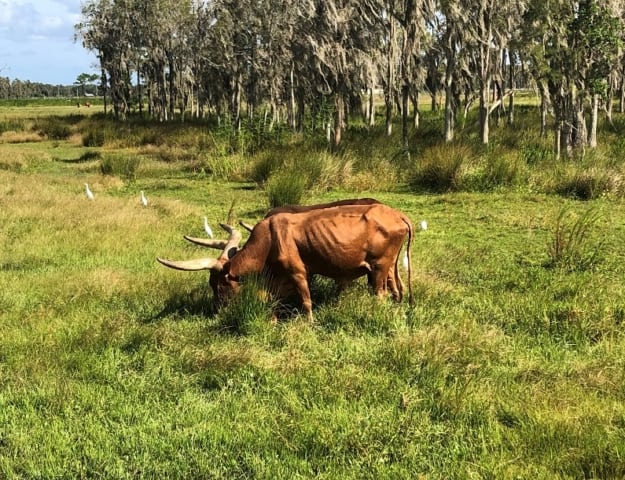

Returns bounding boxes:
[100,154,141,180]
[408,144,471,192]
[250,152,285,184]
[217,274,276,335]
[33,118,71,140]
[82,128,106,147]
[266,168,307,207]
[0,118,26,134]
[554,169,611,200]
[468,151,527,191]
[546,208,604,271]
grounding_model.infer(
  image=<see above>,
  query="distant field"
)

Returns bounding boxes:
[1,102,624,478]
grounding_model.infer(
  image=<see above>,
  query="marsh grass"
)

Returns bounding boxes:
[546,208,604,272]
[1,104,625,478]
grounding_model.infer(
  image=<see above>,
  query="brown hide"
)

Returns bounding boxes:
[219,203,413,319]
[260,198,404,298]
[264,198,380,217]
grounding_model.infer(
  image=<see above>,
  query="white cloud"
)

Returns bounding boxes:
[0,0,96,84]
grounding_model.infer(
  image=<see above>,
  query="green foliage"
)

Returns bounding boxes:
[554,168,611,200]
[100,153,141,180]
[4,101,625,478]
[82,127,106,147]
[546,208,604,271]
[32,118,72,140]
[216,274,277,335]
[408,144,471,192]
[0,118,26,134]
[266,168,307,207]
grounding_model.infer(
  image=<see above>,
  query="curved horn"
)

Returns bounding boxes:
[183,235,229,250]
[218,223,242,260]
[157,257,223,271]
[239,220,255,233]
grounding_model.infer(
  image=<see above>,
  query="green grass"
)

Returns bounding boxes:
[1,102,625,478]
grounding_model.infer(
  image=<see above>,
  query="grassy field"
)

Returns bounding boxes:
[1,102,625,478]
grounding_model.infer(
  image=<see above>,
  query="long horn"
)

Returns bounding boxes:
[239,220,255,233]
[218,223,242,260]
[157,257,222,271]
[183,235,229,250]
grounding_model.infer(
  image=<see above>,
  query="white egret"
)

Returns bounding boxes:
[85,183,94,200]
[420,220,428,231]
[403,251,409,270]
[140,191,148,207]
[203,216,213,238]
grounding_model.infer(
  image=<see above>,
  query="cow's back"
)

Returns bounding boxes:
[266,203,409,280]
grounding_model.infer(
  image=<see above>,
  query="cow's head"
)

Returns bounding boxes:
[157,223,243,304]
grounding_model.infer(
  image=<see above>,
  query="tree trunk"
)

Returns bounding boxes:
[479,81,490,144]
[333,91,344,149]
[588,93,599,148]
[411,90,419,128]
[444,80,455,142]
[385,15,395,137]
[289,62,296,131]
[401,84,409,149]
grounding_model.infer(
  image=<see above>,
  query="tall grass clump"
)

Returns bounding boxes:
[0,118,26,134]
[100,153,141,181]
[546,207,604,271]
[466,148,527,191]
[554,168,611,200]
[250,151,285,184]
[82,128,106,147]
[33,118,72,140]
[408,143,471,192]
[266,168,307,207]
[216,274,276,335]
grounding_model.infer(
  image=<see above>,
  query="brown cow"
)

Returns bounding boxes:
[181,198,403,299]
[158,203,413,321]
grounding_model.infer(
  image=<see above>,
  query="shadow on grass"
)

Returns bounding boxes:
[149,286,217,323]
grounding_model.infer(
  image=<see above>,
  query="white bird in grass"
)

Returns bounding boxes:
[85,183,94,200]
[140,190,148,207]
[203,216,213,238]
[420,220,428,231]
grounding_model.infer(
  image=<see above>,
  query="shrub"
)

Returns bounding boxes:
[33,118,71,140]
[0,118,26,134]
[546,208,604,271]
[471,152,527,191]
[554,169,610,200]
[408,144,471,192]
[82,128,106,147]
[250,152,285,184]
[217,274,276,335]
[100,154,141,181]
[266,168,307,208]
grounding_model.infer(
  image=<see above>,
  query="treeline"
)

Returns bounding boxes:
[76,0,625,157]
[0,77,82,99]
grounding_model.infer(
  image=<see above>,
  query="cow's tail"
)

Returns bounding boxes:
[402,215,414,307]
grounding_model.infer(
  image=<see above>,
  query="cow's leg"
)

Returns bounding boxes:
[291,271,314,321]
[371,265,390,298]
[387,265,404,302]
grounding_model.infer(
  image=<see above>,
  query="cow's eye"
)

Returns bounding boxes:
[225,273,240,283]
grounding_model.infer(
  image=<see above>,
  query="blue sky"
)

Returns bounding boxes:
[0,0,97,85]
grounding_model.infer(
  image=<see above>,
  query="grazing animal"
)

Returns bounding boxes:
[158,203,413,320]
[85,183,94,200]
[188,198,405,299]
